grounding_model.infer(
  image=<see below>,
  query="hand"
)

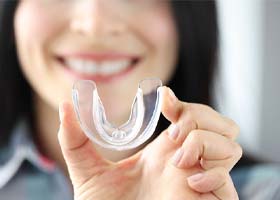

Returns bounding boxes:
[58,87,242,200]
[160,86,242,199]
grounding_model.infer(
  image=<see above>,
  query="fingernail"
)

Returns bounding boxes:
[172,148,183,166]
[187,173,204,182]
[168,124,179,140]
[168,88,177,103]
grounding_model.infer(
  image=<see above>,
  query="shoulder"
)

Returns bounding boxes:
[0,119,73,199]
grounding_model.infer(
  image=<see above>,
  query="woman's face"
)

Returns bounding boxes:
[14,0,178,124]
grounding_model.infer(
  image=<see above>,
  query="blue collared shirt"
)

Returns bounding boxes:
[232,164,280,200]
[1,119,280,200]
[0,119,73,200]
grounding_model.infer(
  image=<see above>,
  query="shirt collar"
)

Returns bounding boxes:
[0,119,56,189]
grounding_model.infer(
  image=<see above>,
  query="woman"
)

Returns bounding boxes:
[0,0,241,199]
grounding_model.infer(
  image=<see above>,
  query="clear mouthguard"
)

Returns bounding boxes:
[72,78,163,151]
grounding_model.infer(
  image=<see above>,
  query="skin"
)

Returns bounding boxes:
[14,0,178,163]
[59,89,242,200]
[14,0,242,199]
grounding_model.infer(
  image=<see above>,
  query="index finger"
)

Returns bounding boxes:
[161,87,239,140]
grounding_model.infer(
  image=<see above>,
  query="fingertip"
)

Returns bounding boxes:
[162,86,178,105]
[58,101,72,123]
[187,173,204,184]
[167,123,180,141]
[59,101,79,128]
[187,167,230,194]
[178,136,201,169]
[187,172,210,193]
[161,87,182,123]
[167,87,178,103]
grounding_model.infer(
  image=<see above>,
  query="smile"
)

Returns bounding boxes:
[65,59,133,75]
[56,53,141,82]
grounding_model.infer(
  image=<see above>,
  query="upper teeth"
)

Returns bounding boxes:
[65,59,131,75]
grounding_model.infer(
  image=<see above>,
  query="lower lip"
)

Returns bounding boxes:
[57,59,138,83]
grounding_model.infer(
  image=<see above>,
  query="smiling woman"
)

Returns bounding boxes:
[0,1,242,200]
[14,0,177,125]
[0,0,218,145]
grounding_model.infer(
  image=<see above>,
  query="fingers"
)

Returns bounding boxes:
[58,101,109,179]
[156,88,240,200]
[188,167,239,200]
[171,130,242,171]
[149,87,242,170]
[161,87,240,140]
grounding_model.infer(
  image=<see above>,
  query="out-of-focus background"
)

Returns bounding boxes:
[0,0,278,162]
[216,0,280,162]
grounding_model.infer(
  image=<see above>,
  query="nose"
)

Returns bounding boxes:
[70,0,126,37]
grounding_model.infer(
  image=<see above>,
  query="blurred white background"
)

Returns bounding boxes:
[216,0,280,162]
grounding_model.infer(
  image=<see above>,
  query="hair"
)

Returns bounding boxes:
[0,1,33,147]
[155,1,218,139]
[0,1,217,146]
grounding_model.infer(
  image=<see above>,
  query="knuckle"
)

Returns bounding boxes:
[184,103,195,118]
[183,118,197,131]
[204,104,215,112]
[214,167,239,200]
[227,118,240,138]
[233,195,239,200]
[216,167,228,179]
[186,130,202,145]
[182,104,198,129]
[232,143,243,160]
[227,191,239,200]
[229,187,240,200]
[176,101,185,119]
[198,103,215,113]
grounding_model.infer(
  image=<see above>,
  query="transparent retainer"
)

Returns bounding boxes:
[72,78,163,151]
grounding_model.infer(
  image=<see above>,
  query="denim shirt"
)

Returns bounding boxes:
[0,120,73,200]
[232,164,280,200]
[1,119,280,200]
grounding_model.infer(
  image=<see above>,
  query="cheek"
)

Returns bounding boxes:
[14,2,69,108]
[137,9,178,81]
[14,2,62,51]
[137,7,177,51]
[147,17,176,47]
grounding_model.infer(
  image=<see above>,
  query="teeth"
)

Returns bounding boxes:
[84,61,97,74]
[64,59,132,75]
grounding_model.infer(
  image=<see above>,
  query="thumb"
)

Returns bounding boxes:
[58,101,110,181]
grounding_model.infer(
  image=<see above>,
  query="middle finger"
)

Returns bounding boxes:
[171,129,242,170]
